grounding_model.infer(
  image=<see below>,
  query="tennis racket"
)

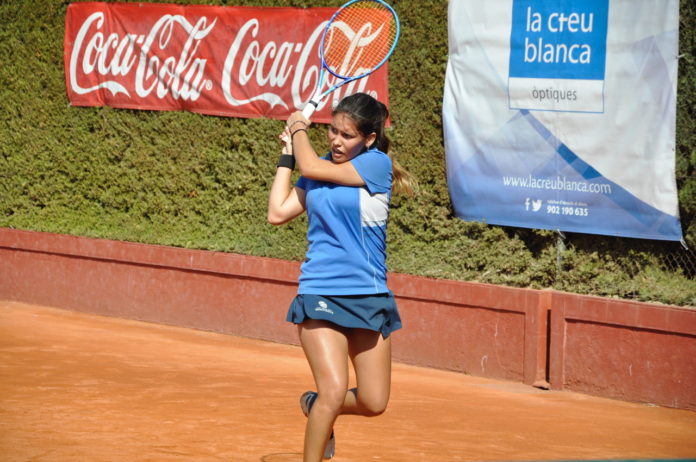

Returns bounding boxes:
[301,0,400,119]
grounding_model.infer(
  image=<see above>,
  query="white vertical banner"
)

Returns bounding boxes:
[443,0,683,241]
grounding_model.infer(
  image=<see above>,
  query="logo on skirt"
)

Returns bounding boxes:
[314,301,334,315]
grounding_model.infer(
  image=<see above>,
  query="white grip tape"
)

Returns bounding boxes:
[302,101,318,119]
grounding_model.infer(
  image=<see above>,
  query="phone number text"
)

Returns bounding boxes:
[546,205,589,216]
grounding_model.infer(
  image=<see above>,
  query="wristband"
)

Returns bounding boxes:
[277,154,295,170]
[291,128,307,138]
[289,120,308,131]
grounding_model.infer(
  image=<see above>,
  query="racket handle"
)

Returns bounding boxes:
[302,101,318,119]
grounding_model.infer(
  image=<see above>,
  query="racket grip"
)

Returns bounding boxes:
[302,101,317,120]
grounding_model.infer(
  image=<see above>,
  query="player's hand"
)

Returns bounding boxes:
[279,126,293,155]
[286,111,311,134]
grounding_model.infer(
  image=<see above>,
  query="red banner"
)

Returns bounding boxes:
[64,2,391,124]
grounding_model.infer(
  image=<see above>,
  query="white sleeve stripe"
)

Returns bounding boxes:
[359,188,389,227]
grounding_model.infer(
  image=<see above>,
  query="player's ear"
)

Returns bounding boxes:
[365,132,377,149]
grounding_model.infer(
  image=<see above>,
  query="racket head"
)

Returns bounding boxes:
[319,0,400,80]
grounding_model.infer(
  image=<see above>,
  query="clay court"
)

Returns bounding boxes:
[1,301,695,462]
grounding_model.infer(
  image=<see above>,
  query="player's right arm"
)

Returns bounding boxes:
[267,173,306,225]
[267,129,306,226]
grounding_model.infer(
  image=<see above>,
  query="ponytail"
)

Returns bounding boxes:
[390,156,417,197]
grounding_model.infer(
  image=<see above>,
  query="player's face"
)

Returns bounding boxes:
[327,113,376,164]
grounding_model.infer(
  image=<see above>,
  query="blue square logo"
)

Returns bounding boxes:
[509,0,609,80]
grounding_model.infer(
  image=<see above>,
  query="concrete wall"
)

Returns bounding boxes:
[1,228,694,410]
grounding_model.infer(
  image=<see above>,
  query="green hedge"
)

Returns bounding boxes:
[1,0,694,306]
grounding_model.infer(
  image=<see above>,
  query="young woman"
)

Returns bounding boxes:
[267,93,414,461]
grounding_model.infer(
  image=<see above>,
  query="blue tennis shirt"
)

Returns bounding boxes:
[296,148,392,295]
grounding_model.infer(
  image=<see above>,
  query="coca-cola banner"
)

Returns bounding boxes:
[64,2,390,123]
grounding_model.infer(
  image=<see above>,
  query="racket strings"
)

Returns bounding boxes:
[322,1,397,78]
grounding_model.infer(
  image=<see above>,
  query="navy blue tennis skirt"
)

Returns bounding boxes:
[286,292,402,338]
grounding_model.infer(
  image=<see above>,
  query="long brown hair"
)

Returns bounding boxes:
[333,93,417,196]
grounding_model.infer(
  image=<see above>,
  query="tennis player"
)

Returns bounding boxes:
[267,92,415,461]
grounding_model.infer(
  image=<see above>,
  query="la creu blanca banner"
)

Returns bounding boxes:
[443,0,683,241]
[64,2,390,124]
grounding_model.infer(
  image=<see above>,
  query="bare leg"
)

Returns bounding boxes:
[343,329,392,416]
[298,320,349,462]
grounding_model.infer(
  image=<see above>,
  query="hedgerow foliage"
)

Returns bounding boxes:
[1,0,694,306]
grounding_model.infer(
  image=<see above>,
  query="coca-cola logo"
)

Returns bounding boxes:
[64,4,388,121]
[221,18,323,111]
[70,12,216,101]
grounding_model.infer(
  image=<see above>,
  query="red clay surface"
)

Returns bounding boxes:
[1,301,695,462]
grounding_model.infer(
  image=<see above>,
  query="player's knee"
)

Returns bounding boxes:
[362,402,387,417]
[318,387,346,414]
[359,395,388,417]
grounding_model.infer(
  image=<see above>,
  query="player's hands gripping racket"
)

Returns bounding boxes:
[301,0,400,120]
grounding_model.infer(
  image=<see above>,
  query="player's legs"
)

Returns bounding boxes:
[298,319,350,462]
